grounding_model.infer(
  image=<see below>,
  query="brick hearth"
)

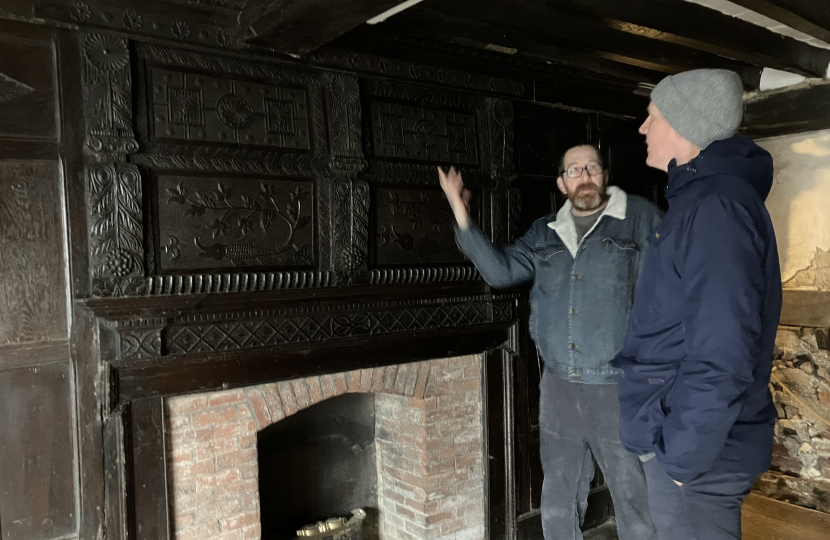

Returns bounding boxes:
[165,355,486,540]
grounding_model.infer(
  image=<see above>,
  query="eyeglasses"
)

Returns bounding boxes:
[560,164,603,179]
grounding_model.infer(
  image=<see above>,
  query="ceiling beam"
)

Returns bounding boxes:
[238,0,412,55]
[534,0,830,77]
[337,28,650,116]
[742,82,830,138]
[728,0,830,44]
[392,3,762,89]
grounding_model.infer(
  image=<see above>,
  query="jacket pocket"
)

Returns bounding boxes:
[534,246,565,261]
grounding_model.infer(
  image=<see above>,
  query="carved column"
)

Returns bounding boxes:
[81,32,145,296]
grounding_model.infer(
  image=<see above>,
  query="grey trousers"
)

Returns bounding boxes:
[642,456,755,540]
[539,373,656,540]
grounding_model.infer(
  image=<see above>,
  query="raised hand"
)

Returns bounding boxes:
[437,166,471,229]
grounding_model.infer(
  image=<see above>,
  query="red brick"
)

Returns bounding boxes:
[426,511,454,525]
[452,379,480,392]
[293,380,311,409]
[372,367,386,392]
[221,512,259,531]
[260,384,285,423]
[396,503,417,519]
[440,519,468,536]
[168,395,210,414]
[178,523,220,540]
[173,459,216,479]
[243,524,262,540]
[240,434,256,449]
[238,462,258,479]
[192,407,238,428]
[196,468,241,489]
[170,448,193,463]
[413,363,432,399]
[214,531,243,540]
[194,499,243,523]
[193,438,239,461]
[215,479,258,501]
[174,512,195,530]
[306,376,324,404]
[215,420,257,439]
[172,490,215,513]
[383,365,399,393]
[320,374,337,399]
[209,390,247,407]
[819,392,830,405]
[277,382,298,416]
[360,368,374,392]
[334,373,348,395]
[247,389,272,430]
[217,449,258,469]
[347,369,362,392]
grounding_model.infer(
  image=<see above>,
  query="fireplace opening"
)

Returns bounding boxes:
[257,393,379,540]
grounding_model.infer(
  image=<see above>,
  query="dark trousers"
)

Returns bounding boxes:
[642,456,756,540]
[540,373,656,540]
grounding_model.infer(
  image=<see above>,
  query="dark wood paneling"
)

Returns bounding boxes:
[780,290,830,328]
[113,321,512,403]
[486,349,509,540]
[0,33,58,141]
[0,362,76,540]
[0,340,70,371]
[0,160,67,347]
[743,83,830,139]
[130,396,170,540]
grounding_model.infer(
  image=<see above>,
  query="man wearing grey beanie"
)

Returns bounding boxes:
[612,69,782,540]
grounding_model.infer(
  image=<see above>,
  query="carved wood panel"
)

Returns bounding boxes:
[374,187,467,266]
[0,161,67,345]
[368,100,479,165]
[155,174,315,271]
[150,67,311,150]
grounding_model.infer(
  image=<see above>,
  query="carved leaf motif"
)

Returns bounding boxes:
[296,215,312,230]
[166,183,188,204]
[88,163,144,278]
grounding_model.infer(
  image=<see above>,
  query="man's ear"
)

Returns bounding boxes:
[556,176,567,195]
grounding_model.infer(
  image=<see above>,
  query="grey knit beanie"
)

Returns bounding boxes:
[651,69,744,150]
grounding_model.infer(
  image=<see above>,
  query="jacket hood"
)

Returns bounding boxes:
[666,134,774,201]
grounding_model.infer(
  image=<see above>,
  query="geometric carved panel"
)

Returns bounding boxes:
[156,174,315,271]
[375,187,467,266]
[0,161,67,345]
[151,68,310,150]
[369,100,478,165]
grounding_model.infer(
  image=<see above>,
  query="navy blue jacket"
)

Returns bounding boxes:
[613,135,782,484]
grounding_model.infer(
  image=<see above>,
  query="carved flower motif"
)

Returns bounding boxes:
[217,29,233,47]
[70,0,92,22]
[105,249,135,277]
[83,34,129,73]
[216,93,253,130]
[123,10,142,31]
[172,21,191,40]
[331,75,359,104]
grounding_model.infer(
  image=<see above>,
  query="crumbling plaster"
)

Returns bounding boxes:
[759,131,830,291]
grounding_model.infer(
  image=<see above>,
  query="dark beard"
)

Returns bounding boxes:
[569,184,608,212]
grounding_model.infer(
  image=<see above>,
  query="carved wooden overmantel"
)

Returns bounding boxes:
[64,29,531,540]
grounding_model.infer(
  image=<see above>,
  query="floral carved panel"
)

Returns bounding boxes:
[375,187,470,266]
[156,175,315,272]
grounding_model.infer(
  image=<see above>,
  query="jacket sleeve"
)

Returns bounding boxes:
[656,195,767,484]
[455,221,535,288]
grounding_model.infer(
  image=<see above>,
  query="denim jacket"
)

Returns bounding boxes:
[456,187,663,383]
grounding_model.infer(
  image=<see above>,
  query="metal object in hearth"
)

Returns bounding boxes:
[295,509,366,540]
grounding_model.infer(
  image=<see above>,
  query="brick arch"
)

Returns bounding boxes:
[244,361,434,432]
[165,356,485,540]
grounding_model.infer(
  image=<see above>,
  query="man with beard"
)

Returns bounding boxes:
[437,144,662,540]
